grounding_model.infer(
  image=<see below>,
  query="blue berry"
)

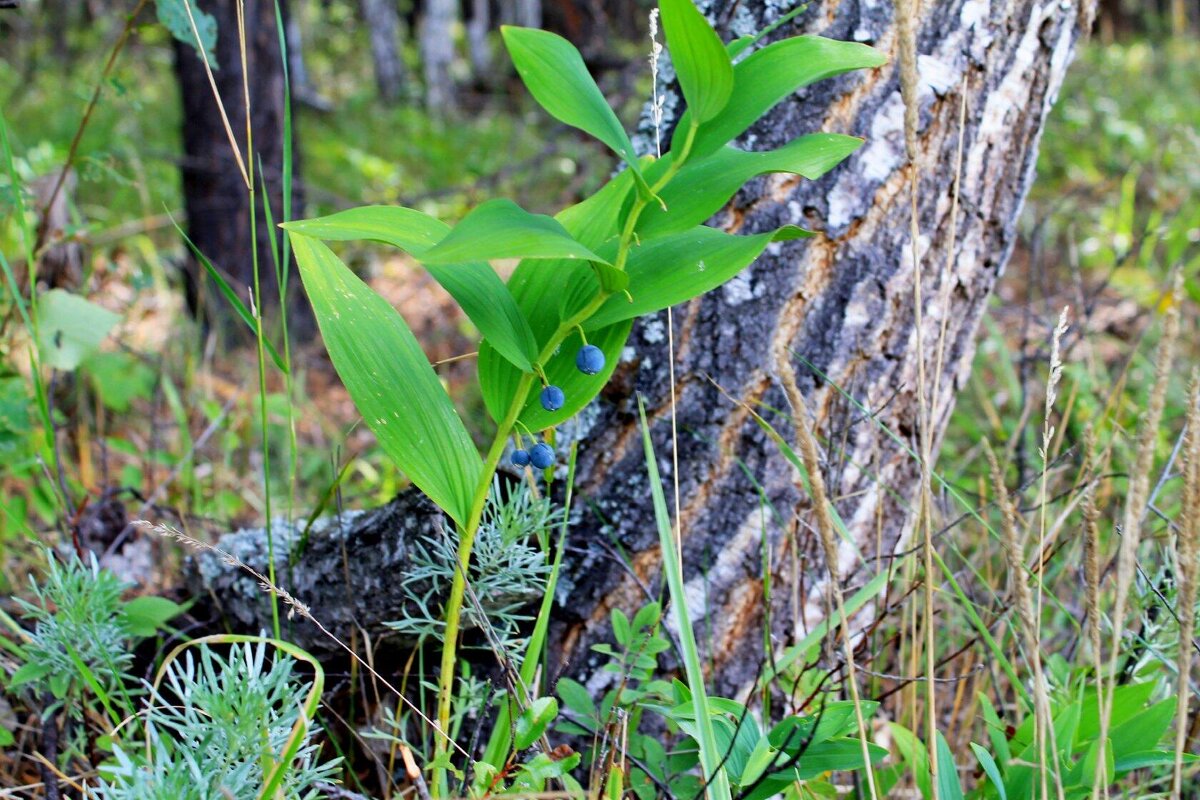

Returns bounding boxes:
[529,442,555,469]
[575,344,605,375]
[540,385,565,412]
[511,449,531,467]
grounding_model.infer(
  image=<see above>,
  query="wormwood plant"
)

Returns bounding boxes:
[282,0,885,791]
[4,555,337,797]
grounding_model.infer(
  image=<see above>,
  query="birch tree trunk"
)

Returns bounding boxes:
[361,0,405,102]
[548,0,1097,695]
[191,0,1096,697]
[419,0,458,111]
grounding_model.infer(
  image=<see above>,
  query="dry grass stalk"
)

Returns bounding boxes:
[773,346,879,800]
[135,520,468,759]
[1080,426,1104,706]
[1096,275,1182,793]
[1171,371,1200,797]
[986,441,1058,800]
[893,0,940,787]
[1034,308,1070,800]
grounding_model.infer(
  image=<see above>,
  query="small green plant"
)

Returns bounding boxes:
[94,639,338,799]
[281,1,885,789]
[4,554,337,797]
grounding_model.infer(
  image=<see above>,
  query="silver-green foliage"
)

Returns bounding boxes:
[94,641,338,799]
[388,479,556,648]
[10,551,136,707]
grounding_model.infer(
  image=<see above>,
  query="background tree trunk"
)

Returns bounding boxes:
[174,0,311,341]
[419,0,458,111]
[192,0,1096,699]
[361,0,405,102]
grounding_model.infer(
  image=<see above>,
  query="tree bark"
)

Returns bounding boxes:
[174,0,311,341]
[361,0,406,102]
[190,0,1095,698]
[419,0,458,111]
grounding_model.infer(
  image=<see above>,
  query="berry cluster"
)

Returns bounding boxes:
[511,344,608,469]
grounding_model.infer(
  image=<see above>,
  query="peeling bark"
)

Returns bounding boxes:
[192,0,1093,699]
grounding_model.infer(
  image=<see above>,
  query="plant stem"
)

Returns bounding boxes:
[431,125,699,793]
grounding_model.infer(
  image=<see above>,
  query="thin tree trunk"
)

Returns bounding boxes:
[174,0,312,341]
[466,0,491,78]
[361,0,405,102]
[191,0,1096,698]
[419,0,458,111]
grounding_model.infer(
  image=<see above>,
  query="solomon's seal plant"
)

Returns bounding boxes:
[282,0,884,787]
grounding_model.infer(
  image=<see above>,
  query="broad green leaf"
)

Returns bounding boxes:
[283,207,538,371]
[477,173,637,426]
[155,0,219,66]
[584,225,807,330]
[290,233,481,524]
[556,677,597,720]
[638,134,862,238]
[890,724,932,800]
[673,36,887,159]
[1107,698,1174,760]
[935,732,965,800]
[514,697,559,750]
[283,205,445,251]
[659,0,733,124]
[123,595,186,637]
[502,26,647,185]
[84,351,156,412]
[421,199,608,265]
[514,319,632,430]
[793,739,887,779]
[37,289,120,371]
[970,743,1007,800]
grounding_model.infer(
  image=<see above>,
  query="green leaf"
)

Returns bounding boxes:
[8,660,52,689]
[514,320,632,430]
[283,205,445,251]
[970,743,1007,799]
[515,697,559,750]
[585,225,802,330]
[1108,698,1174,761]
[155,0,219,66]
[84,352,157,412]
[659,0,733,123]
[637,135,862,238]
[421,199,608,265]
[123,595,186,637]
[793,739,886,779]
[290,233,481,524]
[673,35,887,159]
[36,289,120,371]
[502,26,647,185]
[890,723,932,799]
[556,677,597,720]
[935,732,964,800]
[172,217,289,374]
[283,207,538,371]
[477,172,637,426]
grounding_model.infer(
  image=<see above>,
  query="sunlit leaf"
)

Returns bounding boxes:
[290,233,481,524]
[421,199,608,265]
[584,225,807,330]
[283,207,538,370]
[37,290,120,371]
[672,35,886,158]
[659,0,733,124]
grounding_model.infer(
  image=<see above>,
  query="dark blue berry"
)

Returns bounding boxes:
[529,442,555,469]
[540,385,565,412]
[511,449,531,467]
[575,344,605,375]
